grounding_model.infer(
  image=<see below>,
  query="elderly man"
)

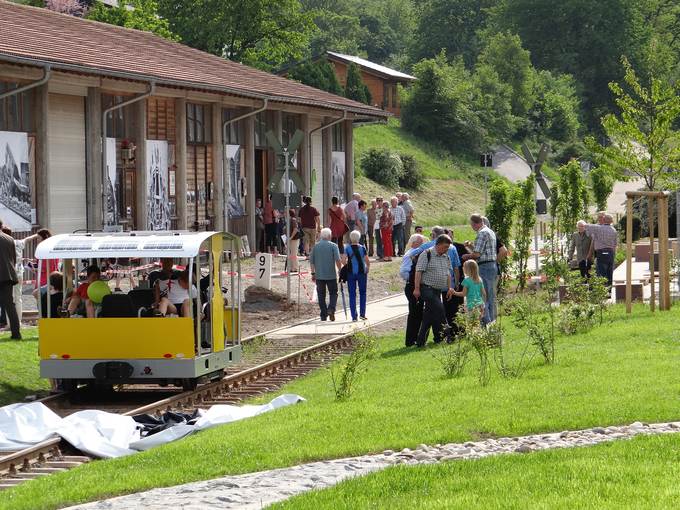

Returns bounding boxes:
[462,214,497,325]
[401,193,414,239]
[310,228,343,321]
[0,224,20,340]
[390,196,406,257]
[585,213,618,287]
[344,193,361,233]
[568,220,594,279]
[413,234,456,346]
[400,233,426,346]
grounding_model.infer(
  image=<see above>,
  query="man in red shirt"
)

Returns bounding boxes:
[298,196,320,256]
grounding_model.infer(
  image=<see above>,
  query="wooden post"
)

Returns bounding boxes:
[626,196,633,314]
[659,195,670,310]
[648,198,655,312]
[175,98,187,230]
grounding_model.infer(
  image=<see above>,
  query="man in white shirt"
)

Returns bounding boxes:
[390,196,406,256]
[344,193,360,233]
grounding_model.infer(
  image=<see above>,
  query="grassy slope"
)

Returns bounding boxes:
[0,328,49,405]
[275,433,680,509]
[353,119,485,227]
[4,304,680,509]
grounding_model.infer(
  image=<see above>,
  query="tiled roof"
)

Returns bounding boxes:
[0,1,388,118]
[326,51,416,81]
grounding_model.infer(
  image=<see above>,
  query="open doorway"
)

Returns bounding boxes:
[255,148,269,203]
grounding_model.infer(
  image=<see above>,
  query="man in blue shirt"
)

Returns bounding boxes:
[400,233,426,346]
[310,228,343,321]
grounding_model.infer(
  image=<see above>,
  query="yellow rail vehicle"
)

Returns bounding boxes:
[36,231,242,391]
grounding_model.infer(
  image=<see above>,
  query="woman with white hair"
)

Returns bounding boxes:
[342,230,370,321]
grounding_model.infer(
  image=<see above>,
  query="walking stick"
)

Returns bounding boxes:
[340,281,348,319]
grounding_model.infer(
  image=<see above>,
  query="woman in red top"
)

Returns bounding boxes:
[327,196,346,247]
[263,194,277,254]
[379,202,393,261]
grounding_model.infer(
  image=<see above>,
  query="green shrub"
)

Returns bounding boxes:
[329,332,376,401]
[360,148,403,188]
[398,154,425,190]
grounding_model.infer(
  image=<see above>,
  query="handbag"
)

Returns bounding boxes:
[330,207,350,235]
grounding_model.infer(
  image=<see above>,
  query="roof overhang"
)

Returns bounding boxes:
[0,52,389,120]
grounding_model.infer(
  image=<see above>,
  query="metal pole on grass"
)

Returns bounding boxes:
[284,148,291,303]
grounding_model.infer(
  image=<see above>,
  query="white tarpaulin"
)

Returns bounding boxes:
[0,394,304,458]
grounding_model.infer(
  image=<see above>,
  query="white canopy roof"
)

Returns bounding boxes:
[35,231,223,259]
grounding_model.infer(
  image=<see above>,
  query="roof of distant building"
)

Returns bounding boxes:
[326,51,416,81]
[0,1,387,118]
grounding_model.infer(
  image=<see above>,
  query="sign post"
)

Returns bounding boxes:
[265,129,305,302]
[254,252,272,290]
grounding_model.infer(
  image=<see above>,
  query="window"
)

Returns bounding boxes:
[103,94,135,139]
[0,81,33,132]
[392,84,398,108]
[222,109,244,145]
[332,123,345,152]
[187,103,212,144]
[383,82,390,109]
[281,113,301,147]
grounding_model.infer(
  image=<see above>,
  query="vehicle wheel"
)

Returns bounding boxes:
[60,379,78,393]
[181,378,198,391]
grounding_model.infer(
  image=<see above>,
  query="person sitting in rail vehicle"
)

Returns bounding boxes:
[40,271,64,318]
[149,257,180,306]
[60,265,101,318]
[156,269,197,317]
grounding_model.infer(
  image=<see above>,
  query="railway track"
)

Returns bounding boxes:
[0,322,376,491]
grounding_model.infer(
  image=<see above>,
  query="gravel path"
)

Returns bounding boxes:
[66,420,680,510]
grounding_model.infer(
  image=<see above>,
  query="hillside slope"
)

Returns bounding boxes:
[353,119,486,227]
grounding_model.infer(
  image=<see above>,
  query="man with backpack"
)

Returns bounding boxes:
[413,234,456,347]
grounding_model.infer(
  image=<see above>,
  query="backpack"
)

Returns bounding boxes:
[408,249,431,286]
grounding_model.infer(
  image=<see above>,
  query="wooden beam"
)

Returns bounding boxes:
[175,98,188,229]
[35,83,50,228]
[245,115,256,248]
[85,87,102,231]
[626,190,670,198]
[212,103,224,231]
[648,198,655,312]
[134,99,147,230]
[659,195,671,310]
[626,196,633,314]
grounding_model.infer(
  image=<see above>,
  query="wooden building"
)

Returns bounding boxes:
[324,52,415,117]
[0,1,387,250]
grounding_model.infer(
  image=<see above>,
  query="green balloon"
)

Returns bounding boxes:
[87,280,111,304]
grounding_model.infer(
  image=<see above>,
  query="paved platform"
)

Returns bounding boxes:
[266,293,408,340]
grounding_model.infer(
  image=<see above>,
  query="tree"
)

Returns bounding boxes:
[590,165,615,211]
[87,0,178,40]
[491,0,646,129]
[477,32,534,117]
[287,61,344,96]
[586,57,680,191]
[527,71,581,142]
[486,179,515,246]
[157,0,316,70]
[557,160,588,234]
[401,53,482,152]
[512,174,536,291]
[410,0,494,67]
[472,64,518,144]
[345,62,372,105]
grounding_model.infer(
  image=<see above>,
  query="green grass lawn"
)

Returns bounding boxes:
[2,305,680,509]
[274,432,680,509]
[0,328,49,405]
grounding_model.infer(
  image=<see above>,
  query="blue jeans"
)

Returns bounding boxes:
[478,262,498,325]
[316,279,338,319]
[375,228,383,258]
[595,250,614,287]
[347,272,367,320]
[392,223,404,255]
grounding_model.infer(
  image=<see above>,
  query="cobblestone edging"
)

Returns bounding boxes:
[67,420,680,510]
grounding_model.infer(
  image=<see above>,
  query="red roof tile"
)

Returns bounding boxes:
[0,1,388,117]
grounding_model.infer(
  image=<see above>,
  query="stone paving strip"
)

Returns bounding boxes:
[67,420,680,510]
